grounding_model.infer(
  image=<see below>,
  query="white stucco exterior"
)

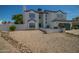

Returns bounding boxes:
[24,10,39,29]
[23,10,70,29]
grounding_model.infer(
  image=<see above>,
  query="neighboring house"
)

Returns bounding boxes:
[0,20,3,24]
[72,18,79,29]
[2,21,14,24]
[72,18,79,25]
[23,9,72,30]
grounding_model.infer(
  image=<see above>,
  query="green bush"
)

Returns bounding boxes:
[72,25,79,29]
[9,25,16,31]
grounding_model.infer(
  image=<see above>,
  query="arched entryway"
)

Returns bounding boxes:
[27,20,36,29]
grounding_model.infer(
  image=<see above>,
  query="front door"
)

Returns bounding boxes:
[29,23,35,29]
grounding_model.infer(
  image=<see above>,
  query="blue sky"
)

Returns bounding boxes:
[0,5,79,22]
[0,5,23,22]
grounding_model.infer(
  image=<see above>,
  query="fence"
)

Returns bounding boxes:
[40,28,65,33]
[0,24,26,31]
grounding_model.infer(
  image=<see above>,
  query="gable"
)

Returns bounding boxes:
[57,10,66,14]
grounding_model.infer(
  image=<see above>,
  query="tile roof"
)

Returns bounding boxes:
[52,19,72,22]
[24,9,66,14]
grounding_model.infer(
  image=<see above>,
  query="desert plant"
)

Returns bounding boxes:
[9,25,16,31]
[72,25,79,29]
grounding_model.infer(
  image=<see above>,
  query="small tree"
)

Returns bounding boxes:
[12,14,23,24]
[9,25,16,31]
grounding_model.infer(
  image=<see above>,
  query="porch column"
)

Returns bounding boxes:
[70,22,72,30]
[43,14,46,28]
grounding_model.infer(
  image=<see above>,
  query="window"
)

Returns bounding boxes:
[45,17,47,20]
[46,25,50,28]
[29,23,35,28]
[45,14,47,17]
[45,14,47,20]
[39,14,42,19]
[39,16,41,19]
[53,27,58,29]
[45,21,47,24]
[29,13,35,19]
[57,14,63,18]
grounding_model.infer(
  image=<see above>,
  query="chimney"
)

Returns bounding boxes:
[23,5,26,11]
[23,5,26,24]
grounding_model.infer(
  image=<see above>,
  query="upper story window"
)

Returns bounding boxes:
[39,16,41,19]
[45,14,47,17]
[45,21,47,24]
[57,14,63,18]
[39,14,43,19]
[45,14,48,20]
[29,13,35,19]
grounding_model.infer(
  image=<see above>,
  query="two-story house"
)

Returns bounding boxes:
[23,9,72,30]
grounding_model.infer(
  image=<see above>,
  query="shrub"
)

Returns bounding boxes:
[72,25,79,29]
[9,25,16,31]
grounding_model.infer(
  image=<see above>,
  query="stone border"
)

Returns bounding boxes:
[65,32,79,38]
[0,31,32,53]
[39,29,47,34]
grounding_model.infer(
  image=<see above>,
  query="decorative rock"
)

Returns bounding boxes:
[0,31,32,53]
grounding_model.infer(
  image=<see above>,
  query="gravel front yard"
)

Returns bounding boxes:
[0,37,19,53]
[9,30,79,53]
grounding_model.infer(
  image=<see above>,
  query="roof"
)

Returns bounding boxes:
[52,20,72,22]
[24,9,66,14]
[27,19,36,22]
[44,10,66,14]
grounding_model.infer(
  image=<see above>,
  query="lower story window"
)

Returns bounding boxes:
[46,25,50,28]
[29,23,35,28]
[53,27,58,29]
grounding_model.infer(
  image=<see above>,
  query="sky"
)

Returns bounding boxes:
[0,5,23,22]
[0,5,79,22]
